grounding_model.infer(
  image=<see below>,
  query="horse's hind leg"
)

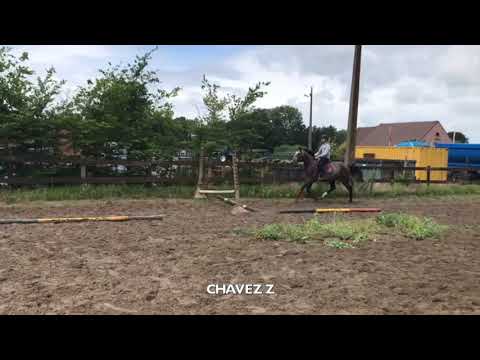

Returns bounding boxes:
[341,177,354,203]
[321,181,336,199]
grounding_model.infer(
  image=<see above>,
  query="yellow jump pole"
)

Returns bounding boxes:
[279,208,381,214]
[316,208,381,213]
[0,215,164,224]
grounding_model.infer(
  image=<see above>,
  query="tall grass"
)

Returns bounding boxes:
[376,212,448,240]
[255,217,381,247]
[1,182,480,203]
[254,212,447,247]
[0,185,195,203]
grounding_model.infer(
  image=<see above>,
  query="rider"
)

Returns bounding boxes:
[314,136,331,177]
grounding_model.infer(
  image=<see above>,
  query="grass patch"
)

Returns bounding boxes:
[376,212,448,240]
[1,182,480,203]
[255,216,380,246]
[243,182,480,199]
[366,183,480,198]
[254,212,448,247]
[0,184,195,203]
[325,239,355,249]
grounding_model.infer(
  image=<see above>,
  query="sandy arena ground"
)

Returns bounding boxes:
[0,196,479,314]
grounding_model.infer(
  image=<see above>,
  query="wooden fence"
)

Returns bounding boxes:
[0,156,479,186]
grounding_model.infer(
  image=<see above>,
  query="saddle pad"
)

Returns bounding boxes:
[324,162,335,174]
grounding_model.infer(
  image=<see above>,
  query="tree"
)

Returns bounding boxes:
[227,111,270,153]
[331,141,347,160]
[172,116,197,150]
[311,126,347,151]
[448,131,468,144]
[195,75,270,155]
[227,81,270,122]
[0,47,65,156]
[64,48,180,159]
[266,105,305,149]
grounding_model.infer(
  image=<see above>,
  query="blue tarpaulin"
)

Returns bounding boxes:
[395,140,430,147]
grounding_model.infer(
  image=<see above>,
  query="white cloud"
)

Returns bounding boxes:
[165,45,480,142]
[6,45,480,142]
[12,45,112,64]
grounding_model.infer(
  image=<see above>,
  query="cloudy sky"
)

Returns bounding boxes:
[9,45,480,142]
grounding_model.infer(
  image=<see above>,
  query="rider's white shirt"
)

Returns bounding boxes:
[315,143,331,159]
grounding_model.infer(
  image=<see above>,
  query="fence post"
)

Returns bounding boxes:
[232,152,240,201]
[426,166,431,186]
[80,165,87,183]
[194,147,206,199]
[207,163,213,181]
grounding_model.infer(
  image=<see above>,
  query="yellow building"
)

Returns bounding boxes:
[355,146,448,181]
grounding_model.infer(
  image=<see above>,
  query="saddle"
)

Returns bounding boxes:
[318,159,333,177]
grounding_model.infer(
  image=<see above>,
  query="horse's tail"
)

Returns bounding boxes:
[349,162,364,182]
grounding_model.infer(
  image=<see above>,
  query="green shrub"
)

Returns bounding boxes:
[253,212,448,248]
[325,239,355,249]
[376,212,448,240]
[254,217,378,246]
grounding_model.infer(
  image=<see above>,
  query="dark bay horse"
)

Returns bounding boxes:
[293,148,362,203]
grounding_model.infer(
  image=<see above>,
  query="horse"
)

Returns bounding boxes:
[292,147,363,203]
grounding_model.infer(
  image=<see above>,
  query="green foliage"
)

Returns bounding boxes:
[1,183,480,203]
[368,183,480,198]
[255,217,379,246]
[0,47,65,155]
[0,46,354,163]
[331,141,347,161]
[376,212,448,240]
[310,220,375,243]
[312,126,347,152]
[448,131,468,144]
[0,185,195,203]
[266,106,306,150]
[227,81,270,122]
[5,46,469,169]
[325,240,355,249]
[200,74,229,124]
[227,106,305,153]
[254,212,448,247]
[195,75,270,154]
[255,223,308,242]
[66,47,180,159]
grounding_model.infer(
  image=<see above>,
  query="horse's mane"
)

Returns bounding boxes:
[302,148,315,157]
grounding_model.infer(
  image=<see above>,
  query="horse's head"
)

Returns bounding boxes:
[292,147,313,163]
[292,148,304,163]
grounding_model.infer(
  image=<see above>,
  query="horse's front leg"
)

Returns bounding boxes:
[295,183,308,202]
[321,181,336,199]
[306,181,318,201]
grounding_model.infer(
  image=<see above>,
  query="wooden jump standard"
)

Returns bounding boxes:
[279,208,382,214]
[194,147,240,200]
[0,215,164,224]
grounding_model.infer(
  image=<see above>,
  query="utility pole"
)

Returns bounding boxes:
[306,86,313,150]
[344,45,362,166]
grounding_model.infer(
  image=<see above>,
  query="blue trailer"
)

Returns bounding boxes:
[434,143,480,169]
[434,143,480,181]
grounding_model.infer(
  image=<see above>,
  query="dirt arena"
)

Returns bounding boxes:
[0,195,479,314]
